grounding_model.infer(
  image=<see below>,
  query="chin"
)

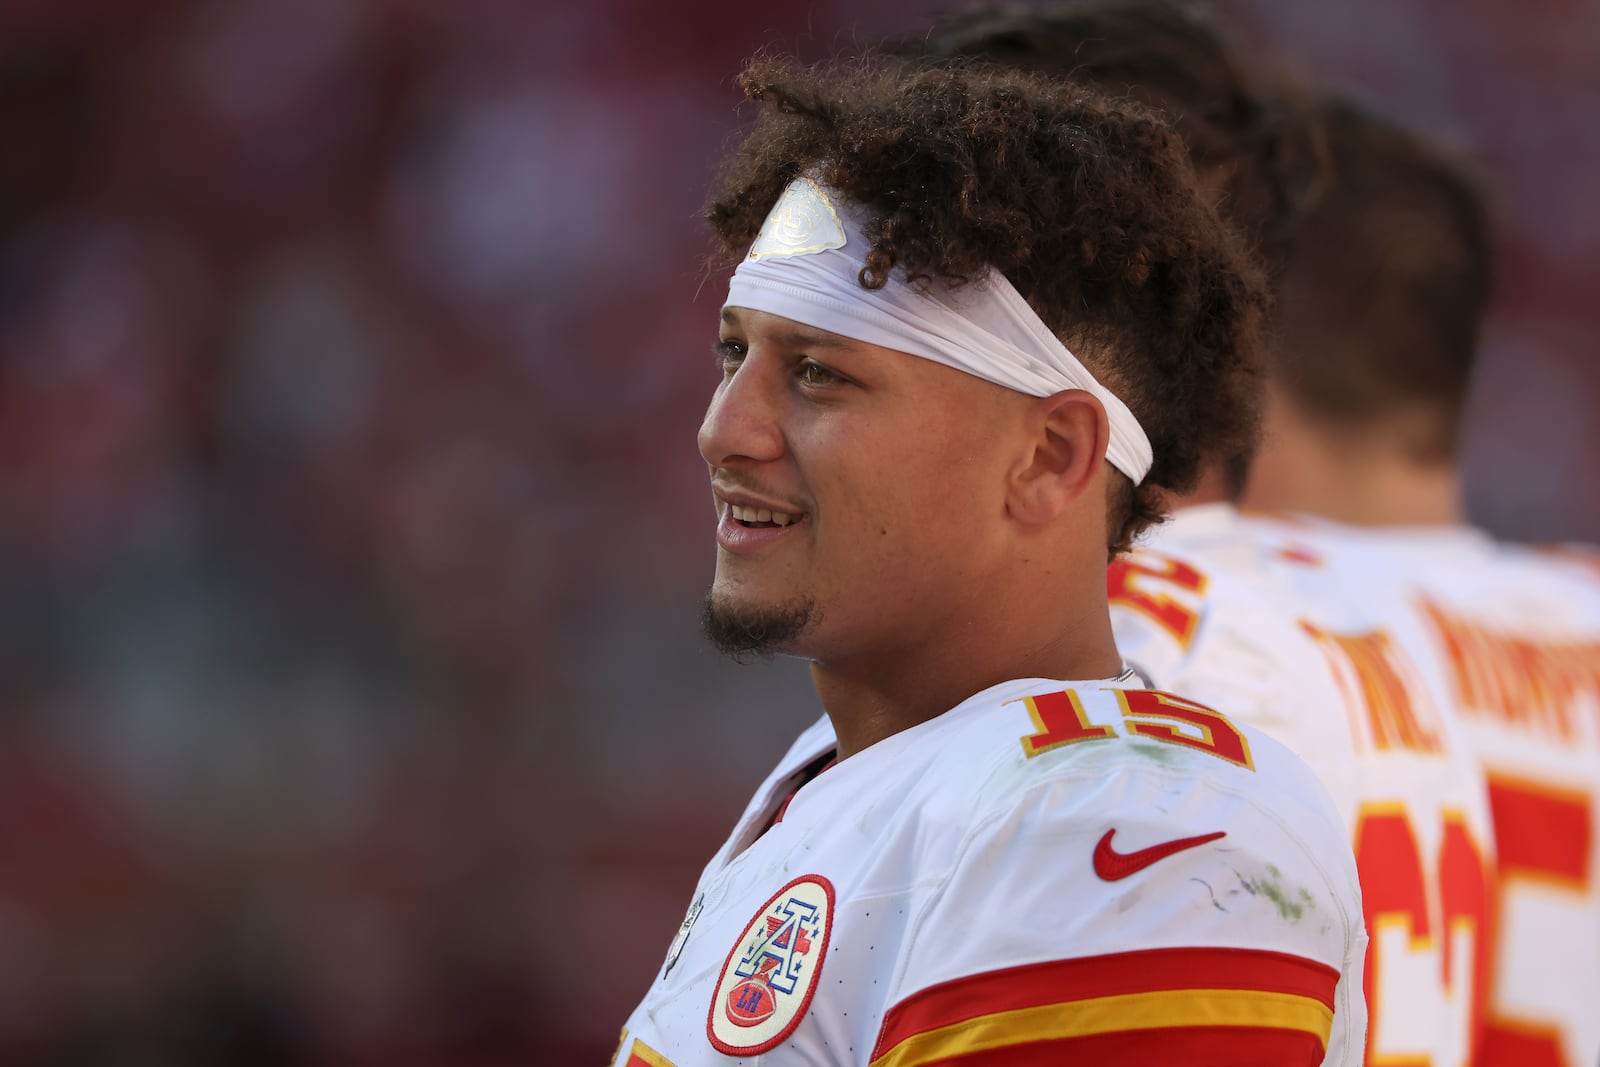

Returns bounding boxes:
[701,588,819,661]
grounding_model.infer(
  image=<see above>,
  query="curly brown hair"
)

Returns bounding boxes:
[889,1,1324,277]
[705,56,1266,555]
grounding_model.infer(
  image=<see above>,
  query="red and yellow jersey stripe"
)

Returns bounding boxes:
[869,946,1339,1067]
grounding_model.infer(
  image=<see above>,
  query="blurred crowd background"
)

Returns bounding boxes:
[0,0,1594,1063]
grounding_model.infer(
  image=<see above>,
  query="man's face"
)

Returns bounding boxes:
[698,307,1026,663]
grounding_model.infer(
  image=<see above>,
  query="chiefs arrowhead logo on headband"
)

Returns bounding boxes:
[748,177,848,260]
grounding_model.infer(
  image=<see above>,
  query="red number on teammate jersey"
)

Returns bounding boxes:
[1116,689,1254,769]
[1353,806,1490,1067]
[1479,777,1593,1067]
[1107,553,1207,647]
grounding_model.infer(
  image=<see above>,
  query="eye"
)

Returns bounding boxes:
[797,360,841,387]
[714,338,746,376]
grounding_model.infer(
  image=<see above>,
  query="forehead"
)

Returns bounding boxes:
[720,306,864,352]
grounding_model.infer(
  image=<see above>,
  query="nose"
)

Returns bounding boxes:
[698,356,785,468]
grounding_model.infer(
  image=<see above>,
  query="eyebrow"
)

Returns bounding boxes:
[720,308,855,350]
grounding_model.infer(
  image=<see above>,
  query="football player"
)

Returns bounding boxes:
[614,53,1367,1066]
[1240,95,1600,1067]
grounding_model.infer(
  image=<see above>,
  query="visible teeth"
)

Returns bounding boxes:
[730,504,799,526]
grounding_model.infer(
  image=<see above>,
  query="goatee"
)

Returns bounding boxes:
[701,592,819,661]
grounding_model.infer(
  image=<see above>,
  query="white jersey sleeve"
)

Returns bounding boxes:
[616,679,1366,1067]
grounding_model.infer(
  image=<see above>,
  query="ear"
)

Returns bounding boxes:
[1006,389,1111,526]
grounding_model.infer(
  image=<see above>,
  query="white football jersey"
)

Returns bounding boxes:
[1241,518,1600,1067]
[1112,505,1496,1067]
[617,676,1366,1066]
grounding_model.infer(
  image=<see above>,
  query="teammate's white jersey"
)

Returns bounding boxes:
[618,676,1366,1067]
[1238,516,1600,1067]
[1111,504,1495,1067]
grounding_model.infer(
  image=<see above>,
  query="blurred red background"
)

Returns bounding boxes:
[0,1,1594,1062]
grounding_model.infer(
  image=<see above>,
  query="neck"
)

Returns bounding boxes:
[1158,462,1237,512]
[810,572,1123,760]
[1242,422,1465,527]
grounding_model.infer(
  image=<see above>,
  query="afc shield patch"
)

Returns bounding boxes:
[706,874,835,1055]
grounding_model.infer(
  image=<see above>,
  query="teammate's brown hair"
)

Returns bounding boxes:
[889,0,1321,276]
[1271,95,1492,462]
[705,55,1266,555]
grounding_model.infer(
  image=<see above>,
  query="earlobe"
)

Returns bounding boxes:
[1007,391,1111,525]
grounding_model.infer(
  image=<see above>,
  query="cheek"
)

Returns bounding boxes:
[825,426,1003,561]
[912,418,1006,501]
[796,423,913,567]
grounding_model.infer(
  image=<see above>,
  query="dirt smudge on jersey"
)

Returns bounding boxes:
[1125,739,1182,767]
[1234,863,1318,922]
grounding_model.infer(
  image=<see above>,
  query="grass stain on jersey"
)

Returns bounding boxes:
[1125,739,1181,766]
[1238,864,1318,922]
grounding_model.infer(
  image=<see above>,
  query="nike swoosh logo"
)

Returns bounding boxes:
[1093,828,1227,881]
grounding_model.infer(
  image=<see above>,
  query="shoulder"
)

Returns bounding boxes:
[916,683,1352,872]
[1110,530,1361,780]
[868,683,1367,1067]
[1502,540,1600,598]
[1113,509,1331,680]
[1112,507,1253,646]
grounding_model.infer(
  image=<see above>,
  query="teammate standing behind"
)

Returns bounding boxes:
[1239,96,1600,1067]
[616,54,1367,1065]
[901,6,1500,1067]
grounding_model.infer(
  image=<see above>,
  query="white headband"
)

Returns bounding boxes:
[724,177,1154,484]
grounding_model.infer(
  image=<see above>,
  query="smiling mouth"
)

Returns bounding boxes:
[728,504,803,528]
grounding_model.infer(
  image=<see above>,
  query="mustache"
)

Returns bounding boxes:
[709,471,809,513]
